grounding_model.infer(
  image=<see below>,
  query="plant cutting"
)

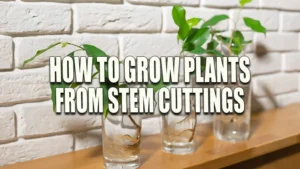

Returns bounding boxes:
[172,0,266,57]
[22,43,159,168]
[171,0,266,142]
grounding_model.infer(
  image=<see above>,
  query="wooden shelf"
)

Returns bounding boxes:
[2,104,300,169]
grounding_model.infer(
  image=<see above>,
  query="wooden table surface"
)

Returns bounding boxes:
[1,104,300,169]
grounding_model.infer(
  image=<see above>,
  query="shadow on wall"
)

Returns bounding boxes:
[251,43,279,113]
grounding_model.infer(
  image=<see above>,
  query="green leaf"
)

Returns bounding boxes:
[216,35,231,45]
[189,47,206,55]
[172,5,189,40]
[206,39,223,56]
[207,49,223,57]
[207,39,219,51]
[147,79,169,93]
[243,40,252,44]
[187,18,201,29]
[23,42,61,66]
[83,44,108,73]
[243,17,266,35]
[201,15,229,28]
[211,30,225,34]
[101,83,109,118]
[240,0,252,7]
[230,31,245,56]
[183,28,210,52]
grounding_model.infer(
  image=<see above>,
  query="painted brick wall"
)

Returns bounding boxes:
[0,0,300,166]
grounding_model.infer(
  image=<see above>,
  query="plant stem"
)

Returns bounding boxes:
[228,7,243,56]
[67,43,85,50]
[128,115,141,141]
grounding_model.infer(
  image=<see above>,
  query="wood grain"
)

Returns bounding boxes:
[1,104,300,169]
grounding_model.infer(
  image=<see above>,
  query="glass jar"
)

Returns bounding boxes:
[160,82,197,154]
[213,83,251,142]
[102,113,142,168]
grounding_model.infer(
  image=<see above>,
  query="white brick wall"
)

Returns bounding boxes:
[121,34,181,59]
[74,4,162,33]
[1,0,300,167]
[0,135,73,166]
[0,3,71,35]
[0,68,50,106]
[74,129,102,150]
[15,101,101,138]
[249,53,282,75]
[281,12,300,31]
[253,73,299,97]
[0,36,13,70]
[254,33,299,52]
[283,52,300,72]
[260,0,300,11]
[0,108,15,143]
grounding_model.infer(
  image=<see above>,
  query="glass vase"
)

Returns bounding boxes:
[161,88,197,155]
[102,113,142,168]
[213,83,251,142]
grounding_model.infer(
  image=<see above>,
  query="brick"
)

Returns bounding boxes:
[74,4,162,33]
[121,34,181,59]
[0,3,71,35]
[163,7,228,32]
[0,36,13,70]
[281,12,300,31]
[127,0,199,6]
[254,33,298,52]
[202,0,258,8]
[253,73,298,97]
[283,52,300,72]
[249,53,282,75]
[0,67,50,106]
[0,135,73,166]
[229,9,279,31]
[276,92,300,107]
[74,129,102,150]
[15,101,101,137]
[260,0,300,11]
[15,35,118,69]
[0,108,15,142]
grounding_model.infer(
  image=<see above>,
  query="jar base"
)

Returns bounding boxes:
[104,157,140,169]
[104,161,140,169]
[214,130,249,142]
[163,141,195,155]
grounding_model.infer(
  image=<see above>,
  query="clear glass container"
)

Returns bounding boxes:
[161,95,197,154]
[213,83,251,142]
[102,113,142,169]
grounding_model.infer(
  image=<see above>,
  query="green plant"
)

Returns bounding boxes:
[23,43,166,118]
[172,0,266,57]
[23,42,125,117]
